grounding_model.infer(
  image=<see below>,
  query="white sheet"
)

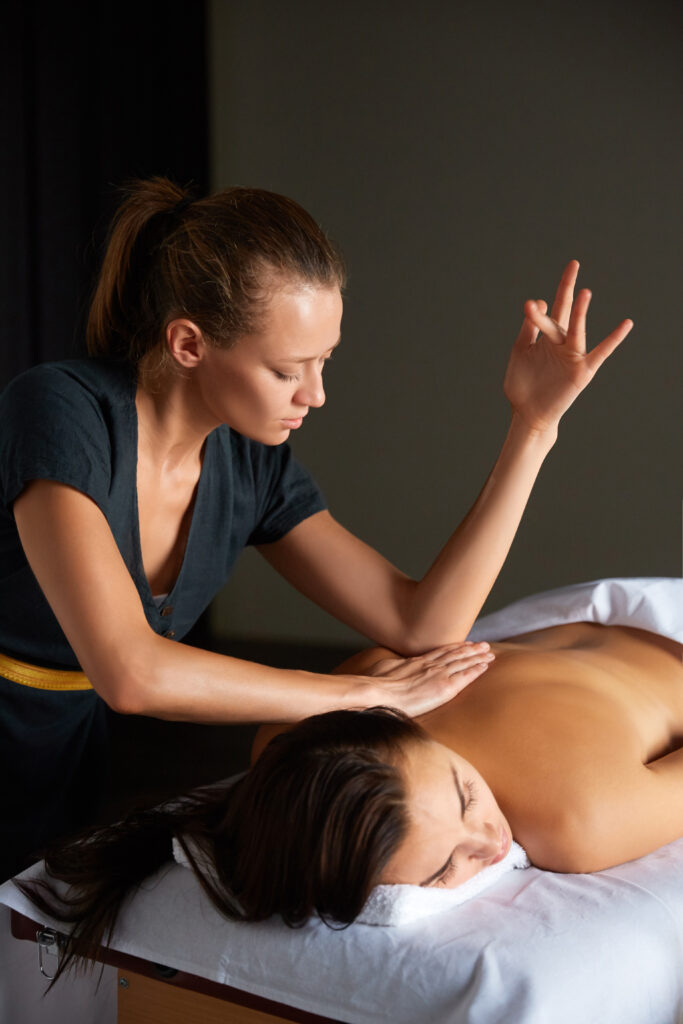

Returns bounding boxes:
[4,842,683,1024]
[2,577,682,1024]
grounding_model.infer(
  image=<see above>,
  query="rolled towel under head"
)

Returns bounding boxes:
[356,840,530,926]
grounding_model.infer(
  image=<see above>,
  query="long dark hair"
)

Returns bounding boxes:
[15,708,427,985]
[86,175,346,381]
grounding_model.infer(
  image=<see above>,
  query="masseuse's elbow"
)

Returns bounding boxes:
[396,586,472,655]
[404,632,470,658]
[103,678,146,716]
[91,644,161,717]
[397,620,472,657]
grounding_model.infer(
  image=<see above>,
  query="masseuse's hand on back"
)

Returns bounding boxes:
[503,260,634,436]
[333,641,495,718]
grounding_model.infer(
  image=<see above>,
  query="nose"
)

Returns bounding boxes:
[461,822,500,862]
[294,369,326,409]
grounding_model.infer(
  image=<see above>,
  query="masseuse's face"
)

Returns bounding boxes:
[197,284,342,444]
[381,740,512,889]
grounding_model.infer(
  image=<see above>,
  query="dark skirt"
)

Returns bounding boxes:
[0,672,110,881]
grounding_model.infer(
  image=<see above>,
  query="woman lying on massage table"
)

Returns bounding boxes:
[16,609,683,983]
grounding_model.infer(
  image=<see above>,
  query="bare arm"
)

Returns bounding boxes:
[261,261,633,654]
[13,481,490,722]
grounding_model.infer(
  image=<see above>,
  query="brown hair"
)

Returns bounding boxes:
[86,176,346,380]
[16,708,427,986]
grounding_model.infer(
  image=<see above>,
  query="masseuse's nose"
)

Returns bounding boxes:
[461,822,500,861]
[295,371,325,409]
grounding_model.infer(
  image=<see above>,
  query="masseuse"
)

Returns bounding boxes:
[0,176,632,877]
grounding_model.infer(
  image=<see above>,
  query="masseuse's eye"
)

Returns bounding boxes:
[274,370,300,382]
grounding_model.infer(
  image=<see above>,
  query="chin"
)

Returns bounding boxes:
[234,424,289,445]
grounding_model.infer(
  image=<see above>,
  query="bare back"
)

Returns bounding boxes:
[422,623,683,763]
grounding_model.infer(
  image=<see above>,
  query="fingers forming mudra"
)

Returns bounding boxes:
[505,260,634,432]
[523,260,633,372]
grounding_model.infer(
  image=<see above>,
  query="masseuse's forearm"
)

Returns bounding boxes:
[110,637,368,723]
[404,414,556,649]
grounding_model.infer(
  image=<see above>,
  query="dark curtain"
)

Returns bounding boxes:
[1,0,210,387]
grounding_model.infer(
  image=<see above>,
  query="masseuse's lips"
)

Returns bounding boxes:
[281,416,305,429]
[488,827,511,866]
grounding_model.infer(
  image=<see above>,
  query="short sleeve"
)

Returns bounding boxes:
[247,442,326,545]
[0,365,112,513]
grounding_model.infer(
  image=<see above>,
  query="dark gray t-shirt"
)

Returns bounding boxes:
[0,359,326,669]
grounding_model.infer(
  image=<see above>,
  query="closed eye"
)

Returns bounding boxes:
[430,778,478,887]
[464,780,478,815]
[434,856,457,886]
[274,355,333,383]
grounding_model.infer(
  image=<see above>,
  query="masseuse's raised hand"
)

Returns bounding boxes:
[503,260,634,435]
[343,641,495,718]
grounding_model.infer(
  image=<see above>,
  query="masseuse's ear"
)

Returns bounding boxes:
[165,318,208,369]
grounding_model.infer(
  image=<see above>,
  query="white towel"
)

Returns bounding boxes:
[356,841,530,927]
[172,835,214,875]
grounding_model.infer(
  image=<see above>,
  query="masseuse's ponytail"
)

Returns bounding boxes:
[16,708,425,985]
[86,175,346,380]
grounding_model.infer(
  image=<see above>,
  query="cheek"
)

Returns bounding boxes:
[224,373,277,415]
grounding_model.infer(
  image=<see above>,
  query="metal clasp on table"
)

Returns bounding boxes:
[36,927,64,979]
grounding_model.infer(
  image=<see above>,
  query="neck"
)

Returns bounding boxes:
[135,370,214,471]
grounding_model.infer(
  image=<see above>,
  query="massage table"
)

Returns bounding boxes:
[2,578,682,1024]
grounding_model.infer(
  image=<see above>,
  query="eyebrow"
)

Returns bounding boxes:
[284,334,342,363]
[419,768,466,887]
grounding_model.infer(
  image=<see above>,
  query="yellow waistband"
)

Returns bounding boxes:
[0,652,93,691]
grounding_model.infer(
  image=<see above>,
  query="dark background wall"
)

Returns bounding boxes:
[207,0,682,650]
[2,0,210,384]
